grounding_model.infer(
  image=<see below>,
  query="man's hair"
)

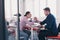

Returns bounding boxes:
[24,11,30,16]
[43,7,50,12]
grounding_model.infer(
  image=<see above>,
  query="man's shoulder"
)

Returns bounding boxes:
[47,14,55,20]
[49,14,55,18]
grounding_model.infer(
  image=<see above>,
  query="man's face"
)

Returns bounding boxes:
[44,10,49,16]
[27,13,32,18]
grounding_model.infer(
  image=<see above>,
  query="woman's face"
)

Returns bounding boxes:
[27,13,32,18]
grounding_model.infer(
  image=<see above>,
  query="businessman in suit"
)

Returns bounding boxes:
[38,7,58,40]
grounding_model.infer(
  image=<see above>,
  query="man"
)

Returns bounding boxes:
[38,7,58,40]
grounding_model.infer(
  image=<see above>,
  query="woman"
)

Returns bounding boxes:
[20,11,34,40]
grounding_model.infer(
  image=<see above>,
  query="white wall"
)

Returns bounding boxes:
[5,0,18,21]
[24,0,46,20]
[56,0,60,25]
[24,0,34,18]
[5,0,60,25]
[23,0,57,21]
[19,0,24,15]
[5,0,12,21]
[19,0,60,26]
[10,0,18,17]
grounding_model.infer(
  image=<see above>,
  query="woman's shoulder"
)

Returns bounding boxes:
[20,16,27,21]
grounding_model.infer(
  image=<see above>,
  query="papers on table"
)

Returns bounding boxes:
[34,23,40,26]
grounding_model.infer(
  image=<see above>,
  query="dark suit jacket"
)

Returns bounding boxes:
[40,14,58,35]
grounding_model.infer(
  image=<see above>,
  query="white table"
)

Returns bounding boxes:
[30,25,47,40]
[30,25,38,40]
[30,25,34,40]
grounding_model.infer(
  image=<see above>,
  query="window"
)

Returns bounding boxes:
[23,0,56,21]
[47,0,56,17]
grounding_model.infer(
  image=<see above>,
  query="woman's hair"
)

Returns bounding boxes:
[24,11,30,16]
